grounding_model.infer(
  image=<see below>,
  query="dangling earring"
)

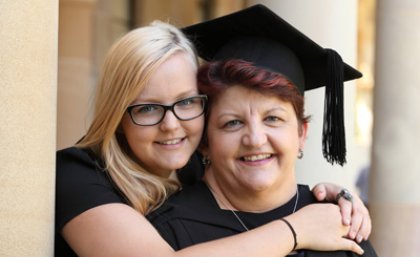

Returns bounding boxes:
[297,149,304,159]
[202,156,211,166]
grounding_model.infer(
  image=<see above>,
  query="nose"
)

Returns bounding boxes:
[159,109,181,131]
[242,122,267,148]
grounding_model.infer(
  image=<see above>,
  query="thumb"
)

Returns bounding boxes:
[312,183,327,201]
[338,238,365,256]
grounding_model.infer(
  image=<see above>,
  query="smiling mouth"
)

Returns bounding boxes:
[157,138,184,145]
[240,154,273,162]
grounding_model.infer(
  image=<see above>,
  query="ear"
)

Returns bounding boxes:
[299,122,308,150]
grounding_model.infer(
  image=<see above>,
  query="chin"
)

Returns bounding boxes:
[241,178,275,192]
[166,157,190,170]
[248,184,272,192]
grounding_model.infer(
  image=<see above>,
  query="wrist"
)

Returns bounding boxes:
[279,218,298,252]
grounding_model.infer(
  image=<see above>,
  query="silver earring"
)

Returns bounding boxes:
[297,149,304,159]
[202,156,211,166]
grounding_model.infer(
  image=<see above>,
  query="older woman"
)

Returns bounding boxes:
[148,5,376,257]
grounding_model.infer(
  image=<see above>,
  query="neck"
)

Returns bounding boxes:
[168,170,179,181]
[203,168,297,213]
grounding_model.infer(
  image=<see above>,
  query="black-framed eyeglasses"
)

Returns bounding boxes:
[126,95,207,126]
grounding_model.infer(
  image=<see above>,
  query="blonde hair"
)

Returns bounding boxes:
[77,21,198,214]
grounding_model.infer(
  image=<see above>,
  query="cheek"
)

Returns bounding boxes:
[121,118,152,149]
[120,118,133,144]
[207,132,235,161]
[268,130,299,154]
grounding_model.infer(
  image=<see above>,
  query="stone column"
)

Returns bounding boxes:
[247,0,362,189]
[57,0,132,150]
[0,0,58,256]
[370,0,420,256]
[57,0,98,149]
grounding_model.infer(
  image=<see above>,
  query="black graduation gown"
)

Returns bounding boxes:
[148,181,378,257]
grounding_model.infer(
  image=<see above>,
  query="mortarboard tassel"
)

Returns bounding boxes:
[323,49,346,165]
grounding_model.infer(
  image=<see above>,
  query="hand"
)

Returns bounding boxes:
[286,203,365,255]
[312,183,371,242]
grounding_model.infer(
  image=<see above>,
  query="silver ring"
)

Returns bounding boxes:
[336,189,353,203]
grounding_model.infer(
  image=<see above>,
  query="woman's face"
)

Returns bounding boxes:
[120,52,204,178]
[205,85,307,194]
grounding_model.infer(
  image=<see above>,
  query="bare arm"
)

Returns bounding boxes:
[62,203,363,257]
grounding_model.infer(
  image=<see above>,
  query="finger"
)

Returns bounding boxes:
[364,213,372,240]
[348,194,369,241]
[324,183,345,202]
[312,183,327,201]
[338,238,364,256]
[350,194,372,240]
[338,198,352,226]
[357,213,372,241]
[348,211,363,240]
[337,237,364,255]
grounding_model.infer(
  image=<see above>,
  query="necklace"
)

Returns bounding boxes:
[208,185,300,232]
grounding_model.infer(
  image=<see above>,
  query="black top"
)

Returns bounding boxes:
[148,181,378,257]
[54,146,203,257]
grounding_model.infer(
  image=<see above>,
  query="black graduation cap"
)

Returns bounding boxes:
[182,4,362,166]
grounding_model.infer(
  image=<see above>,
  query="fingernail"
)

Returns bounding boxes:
[344,218,350,225]
[357,235,363,243]
[349,231,356,239]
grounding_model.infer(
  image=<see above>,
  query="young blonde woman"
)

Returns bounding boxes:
[56,20,370,257]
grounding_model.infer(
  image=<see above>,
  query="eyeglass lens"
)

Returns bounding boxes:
[129,95,206,126]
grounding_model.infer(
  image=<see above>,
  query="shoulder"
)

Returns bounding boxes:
[164,180,213,209]
[56,147,110,196]
[56,146,102,174]
[145,188,194,250]
[296,184,317,207]
[147,182,212,245]
[149,181,211,220]
[148,182,244,250]
[56,146,125,231]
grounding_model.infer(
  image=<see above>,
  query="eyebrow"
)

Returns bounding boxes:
[216,105,288,119]
[132,90,199,105]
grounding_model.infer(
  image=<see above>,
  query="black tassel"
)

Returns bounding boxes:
[323,49,346,166]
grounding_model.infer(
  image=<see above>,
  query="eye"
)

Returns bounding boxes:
[223,119,243,129]
[177,98,195,106]
[264,115,283,125]
[265,115,280,122]
[135,105,159,114]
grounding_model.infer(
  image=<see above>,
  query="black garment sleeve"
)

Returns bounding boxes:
[55,147,125,232]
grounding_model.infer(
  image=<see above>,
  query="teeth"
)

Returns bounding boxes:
[160,139,182,145]
[243,154,271,162]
